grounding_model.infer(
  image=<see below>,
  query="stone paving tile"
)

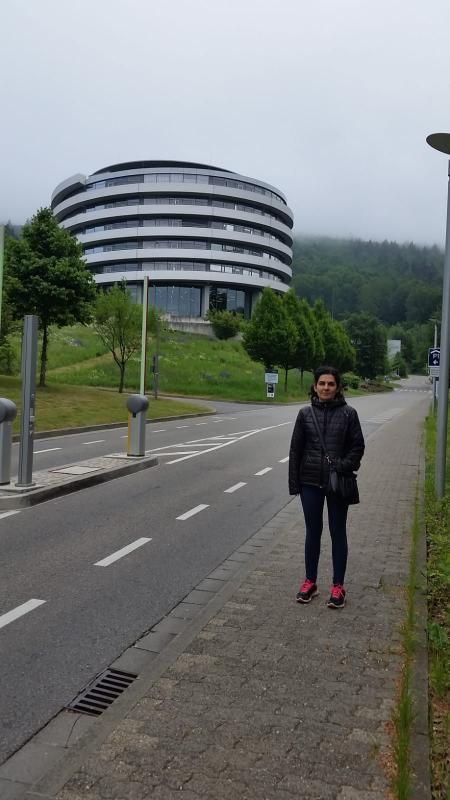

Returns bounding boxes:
[55,396,428,800]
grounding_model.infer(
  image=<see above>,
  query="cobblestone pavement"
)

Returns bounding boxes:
[51,396,428,800]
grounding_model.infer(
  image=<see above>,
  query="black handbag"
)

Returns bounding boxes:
[309,406,359,504]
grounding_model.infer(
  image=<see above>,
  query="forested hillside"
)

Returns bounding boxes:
[291,237,443,325]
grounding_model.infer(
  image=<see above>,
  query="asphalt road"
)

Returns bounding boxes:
[0,377,431,764]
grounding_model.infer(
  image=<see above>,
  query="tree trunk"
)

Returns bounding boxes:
[284,367,288,392]
[300,368,304,387]
[119,363,125,393]
[39,324,48,388]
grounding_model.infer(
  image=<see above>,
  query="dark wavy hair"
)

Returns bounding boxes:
[310,365,344,400]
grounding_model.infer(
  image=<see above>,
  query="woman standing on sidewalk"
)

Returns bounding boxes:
[288,366,365,608]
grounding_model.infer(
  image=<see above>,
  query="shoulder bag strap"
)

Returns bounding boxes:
[309,406,333,466]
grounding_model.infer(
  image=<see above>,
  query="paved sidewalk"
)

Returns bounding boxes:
[0,452,158,510]
[7,395,429,800]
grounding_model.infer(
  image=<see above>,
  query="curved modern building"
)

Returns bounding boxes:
[51,161,294,319]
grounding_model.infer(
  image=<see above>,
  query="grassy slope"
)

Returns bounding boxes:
[44,326,314,402]
[0,375,210,433]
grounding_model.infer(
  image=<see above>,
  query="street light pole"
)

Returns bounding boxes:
[427,133,450,497]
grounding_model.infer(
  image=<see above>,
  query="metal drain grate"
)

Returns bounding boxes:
[67,668,137,716]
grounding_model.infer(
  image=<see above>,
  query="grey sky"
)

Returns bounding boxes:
[1,0,450,246]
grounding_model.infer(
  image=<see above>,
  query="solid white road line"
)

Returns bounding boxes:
[176,504,209,521]
[279,457,289,463]
[255,467,272,476]
[0,510,21,521]
[224,482,247,494]
[94,537,152,567]
[83,440,105,445]
[34,447,62,454]
[0,599,46,630]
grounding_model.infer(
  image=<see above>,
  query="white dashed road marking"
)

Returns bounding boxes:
[0,599,46,631]
[94,537,152,567]
[83,440,105,445]
[34,447,61,454]
[176,504,209,521]
[224,482,247,494]
[255,467,272,476]
[279,457,289,463]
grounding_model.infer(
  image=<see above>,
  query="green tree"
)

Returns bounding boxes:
[242,288,297,374]
[391,352,408,378]
[5,207,95,386]
[94,282,142,393]
[299,297,325,373]
[344,312,387,379]
[313,300,355,373]
[281,290,315,390]
[206,309,241,340]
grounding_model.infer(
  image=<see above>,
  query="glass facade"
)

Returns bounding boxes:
[84,239,284,262]
[149,285,202,317]
[87,172,285,204]
[209,286,247,315]
[81,218,283,242]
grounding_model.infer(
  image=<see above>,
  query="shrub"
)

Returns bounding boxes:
[206,309,241,340]
[342,372,360,390]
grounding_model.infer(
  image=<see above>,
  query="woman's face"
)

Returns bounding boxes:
[314,373,338,402]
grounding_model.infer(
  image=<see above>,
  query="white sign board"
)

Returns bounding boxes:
[429,366,440,377]
[265,372,279,384]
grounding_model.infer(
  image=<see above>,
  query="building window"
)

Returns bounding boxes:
[148,285,202,317]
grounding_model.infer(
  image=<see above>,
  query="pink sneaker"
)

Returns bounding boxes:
[327,584,346,608]
[296,579,318,604]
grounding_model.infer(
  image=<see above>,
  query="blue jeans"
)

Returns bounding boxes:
[299,484,349,585]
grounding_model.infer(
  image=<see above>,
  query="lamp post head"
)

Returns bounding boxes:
[427,133,450,155]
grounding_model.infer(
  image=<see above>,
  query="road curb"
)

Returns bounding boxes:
[0,455,158,510]
[12,411,217,443]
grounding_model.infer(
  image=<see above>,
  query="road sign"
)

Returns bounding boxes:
[265,372,278,384]
[430,366,440,377]
[266,383,275,398]
[428,347,440,367]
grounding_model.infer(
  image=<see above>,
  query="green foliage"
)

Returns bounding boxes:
[424,413,450,797]
[5,207,96,386]
[206,309,241,340]
[291,236,442,326]
[44,325,316,402]
[313,300,355,373]
[93,282,142,392]
[280,291,315,390]
[391,352,408,378]
[341,372,360,390]
[344,312,387,378]
[242,289,297,371]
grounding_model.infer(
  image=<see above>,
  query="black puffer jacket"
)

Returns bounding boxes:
[288,396,365,494]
